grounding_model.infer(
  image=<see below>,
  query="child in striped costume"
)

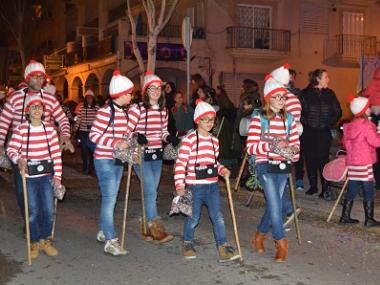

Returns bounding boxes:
[174,100,239,262]
[73,89,99,174]
[341,96,380,227]
[7,95,62,259]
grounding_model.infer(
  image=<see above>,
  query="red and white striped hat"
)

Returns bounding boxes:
[270,63,290,86]
[24,60,46,81]
[109,70,134,99]
[84,89,95,97]
[263,75,287,102]
[193,99,216,123]
[348,95,369,117]
[142,71,163,93]
[25,94,44,112]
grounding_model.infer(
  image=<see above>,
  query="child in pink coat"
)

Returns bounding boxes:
[341,96,380,227]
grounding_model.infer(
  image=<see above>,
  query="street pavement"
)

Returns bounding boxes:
[1,152,380,285]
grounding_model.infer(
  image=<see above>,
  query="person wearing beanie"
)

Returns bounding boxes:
[299,69,342,198]
[247,77,300,262]
[340,96,380,227]
[174,99,239,262]
[127,71,179,243]
[0,60,72,227]
[7,95,62,259]
[73,88,99,174]
[89,70,134,256]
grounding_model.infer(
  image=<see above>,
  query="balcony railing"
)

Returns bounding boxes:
[226,26,291,52]
[135,24,206,39]
[324,34,378,63]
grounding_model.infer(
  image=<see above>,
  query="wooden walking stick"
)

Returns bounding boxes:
[225,176,244,264]
[245,189,256,207]
[327,179,348,223]
[139,147,148,235]
[51,198,58,240]
[21,172,32,266]
[121,163,132,249]
[288,173,302,245]
[234,152,248,192]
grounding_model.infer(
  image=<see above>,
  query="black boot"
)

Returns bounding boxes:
[363,201,380,227]
[339,200,359,224]
[306,174,318,195]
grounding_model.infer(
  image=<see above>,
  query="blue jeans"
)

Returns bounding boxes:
[346,180,374,202]
[183,183,228,246]
[26,175,54,243]
[95,159,124,240]
[12,162,24,218]
[256,163,288,240]
[282,187,293,219]
[133,159,162,221]
[78,131,94,170]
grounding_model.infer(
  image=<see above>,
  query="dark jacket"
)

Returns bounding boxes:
[299,86,342,130]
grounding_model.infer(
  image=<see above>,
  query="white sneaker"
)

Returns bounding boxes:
[96,230,105,243]
[283,208,302,228]
[104,238,128,256]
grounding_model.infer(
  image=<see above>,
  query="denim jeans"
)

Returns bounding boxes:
[12,162,24,218]
[26,175,54,243]
[133,159,162,221]
[256,163,288,240]
[282,186,293,219]
[78,131,93,170]
[346,180,374,202]
[95,159,124,240]
[183,183,228,246]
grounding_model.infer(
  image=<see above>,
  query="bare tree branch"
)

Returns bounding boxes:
[161,0,179,29]
[156,0,166,30]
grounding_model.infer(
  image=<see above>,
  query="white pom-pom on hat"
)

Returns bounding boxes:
[348,95,369,117]
[193,99,216,123]
[24,60,46,81]
[270,63,290,86]
[142,70,163,93]
[109,70,134,99]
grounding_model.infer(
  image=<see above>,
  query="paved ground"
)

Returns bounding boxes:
[1,151,380,285]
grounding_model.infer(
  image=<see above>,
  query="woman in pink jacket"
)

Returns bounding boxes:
[341,96,380,227]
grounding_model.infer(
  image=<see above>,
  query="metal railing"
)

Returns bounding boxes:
[226,26,291,52]
[135,24,206,39]
[324,34,378,60]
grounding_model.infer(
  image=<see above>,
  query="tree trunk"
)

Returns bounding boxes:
[147,35,157,72]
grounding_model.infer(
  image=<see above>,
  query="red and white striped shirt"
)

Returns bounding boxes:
[246,114,300,163]
[174,130,226,190]
[285,92,301,123]
[6,122,62,180]
[127,103,169,149]
[0,88,71,146]
[347,164,374,181]
[89,104,128,159]
[74,103,99,132]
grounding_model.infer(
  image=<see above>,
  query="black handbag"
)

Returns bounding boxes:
[267,159,292,174]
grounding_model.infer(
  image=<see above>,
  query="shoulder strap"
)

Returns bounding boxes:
[103,101,115,135]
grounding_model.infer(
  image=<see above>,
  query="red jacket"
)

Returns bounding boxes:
[362,66,380,105]
[343,118,380,165]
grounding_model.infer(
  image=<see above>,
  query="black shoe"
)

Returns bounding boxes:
[305,187,318,195]
[363,201,380,227]
[339,200,359,224]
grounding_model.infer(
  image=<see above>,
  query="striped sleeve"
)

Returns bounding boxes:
[162,109,170,142]
[288,119,300,162]
[214,136,226,174]
[0,100,15,146]
[126,104,141,134]
[285,93,302,123]
[6,125,22,164]
[246,116,270,156]
[174,136,191,189]
[48,126,63,180]
[89,108,119,148]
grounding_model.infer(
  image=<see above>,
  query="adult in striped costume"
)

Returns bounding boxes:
[341,96,380,227]
[73,89,99,174]
[7,95,61,259]
[89,70,133,256]
[0,60,71,219]
[174,100,239,262]
[127,71,180,243]
[248,77,300,262]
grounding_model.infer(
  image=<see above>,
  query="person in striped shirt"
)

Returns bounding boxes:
[248,77,300,263]
[0,60,72,221]
[341,96,380,227]
[7,95,61,259]
[127,71,180,243]
[73,89,99,174]
[174,100,239,262]
[89,70,133,256]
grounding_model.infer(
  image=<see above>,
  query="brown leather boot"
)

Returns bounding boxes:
[139,218,153,242]
[274,239,288,262]
[148,218,174,244]
[251,231,266,253]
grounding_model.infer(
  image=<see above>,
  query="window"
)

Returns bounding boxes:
[342,12,364,35]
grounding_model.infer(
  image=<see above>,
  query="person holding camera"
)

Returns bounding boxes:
[127,71,180,243]
[247,76,300,262]
[7,95,62,259]
[89,70,134,256]
[73,89,99,174]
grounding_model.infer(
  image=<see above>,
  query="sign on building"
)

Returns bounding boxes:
[43,55,64,70]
